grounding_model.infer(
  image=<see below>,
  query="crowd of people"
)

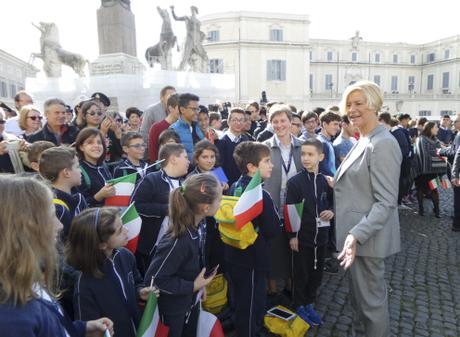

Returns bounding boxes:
[0,81,459,337]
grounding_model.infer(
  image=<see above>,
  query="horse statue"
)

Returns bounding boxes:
[31,22,88,77]
[145,6,177,70]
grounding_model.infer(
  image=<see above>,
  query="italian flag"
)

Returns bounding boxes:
[284,201,304,233]
[428,177,441,191]
[136,292,169,337]
[441,178,451,189]
[233,170,263,230]
[105,172,137,207]
[121,203,142,254]
[197,310,224,337]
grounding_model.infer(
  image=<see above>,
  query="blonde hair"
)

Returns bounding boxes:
[340,80,383,115]
[0,175,58,306]
[18,105,41,131]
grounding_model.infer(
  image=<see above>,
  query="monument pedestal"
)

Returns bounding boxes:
[90,53,144,76]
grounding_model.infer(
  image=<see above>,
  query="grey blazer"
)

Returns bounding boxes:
[263,135,303,210]
[334,125,402,258]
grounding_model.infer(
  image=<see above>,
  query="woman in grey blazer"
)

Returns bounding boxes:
[334,81,402,337]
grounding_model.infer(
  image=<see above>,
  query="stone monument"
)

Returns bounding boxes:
[91,0,144,76]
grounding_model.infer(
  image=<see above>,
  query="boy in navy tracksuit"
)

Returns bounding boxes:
[132,143,190,275]
[285,138,334,327]
[113,132,155,183]
[225,141,281,337]
[38,146,88,239]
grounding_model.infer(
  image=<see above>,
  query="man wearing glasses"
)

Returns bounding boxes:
[170,93,204,160]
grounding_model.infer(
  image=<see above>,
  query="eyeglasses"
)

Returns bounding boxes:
[27,116,43,121]
[87,111,103,117]
[128,144,146,149]
[115,118,123,123]
[292,123,302,127]
[186,106,200,113]
[230,118,245,124]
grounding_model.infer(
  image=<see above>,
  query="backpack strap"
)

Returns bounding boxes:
[53,198,69,211]
[80,165,91,189]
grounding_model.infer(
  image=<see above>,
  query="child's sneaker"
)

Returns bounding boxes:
[296,306,314,327]
[305,304,322,326]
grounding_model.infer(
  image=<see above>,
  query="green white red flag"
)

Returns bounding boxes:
[197,310,224,337]
[105,172,137,207]
[284,201,304,233]
[233,170,263,230]
[136,292,169,337]
[121,203,142,254]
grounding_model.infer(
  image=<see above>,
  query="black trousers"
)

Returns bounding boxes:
[292,245,326,308]
[228,264,268,337]
[162,304,199,337]
[454,185,460,228]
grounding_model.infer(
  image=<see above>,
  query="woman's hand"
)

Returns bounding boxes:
[100,118,112,137]
[289,237,299,252]
[193,268,215,292]
[85,317,114,337]
[94,184,115,201]
[319,210,334,221]
[139,286,160,301]
[337,234,357,270]
[452,178,460,187]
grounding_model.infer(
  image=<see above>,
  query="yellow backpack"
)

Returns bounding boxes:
[215,195,258,250]
[264,305,310,337]
[202,273,228,314]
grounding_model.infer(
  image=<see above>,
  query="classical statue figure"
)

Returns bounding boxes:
[31,22,88,77]
[170,5,208,72]
[145,6,177,70]
[351,31,363,50]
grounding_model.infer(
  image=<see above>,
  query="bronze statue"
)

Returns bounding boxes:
[145,6,177,70]
[170,5,208,72]
[31,22,88,77]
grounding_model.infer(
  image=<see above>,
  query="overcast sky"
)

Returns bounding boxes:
[2,0,459,71]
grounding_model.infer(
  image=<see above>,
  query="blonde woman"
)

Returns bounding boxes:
[0,175,113,337]
[18,105,42,139]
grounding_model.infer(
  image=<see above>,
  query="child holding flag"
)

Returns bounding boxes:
[144,173,222,337]
[66,207,158,337]
[226,141,280,337]
[285,138,334,327]
[75,128,115,207]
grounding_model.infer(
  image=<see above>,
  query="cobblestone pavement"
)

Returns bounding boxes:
[310,189,460,337]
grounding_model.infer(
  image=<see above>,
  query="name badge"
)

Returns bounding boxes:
[316,217,330,228]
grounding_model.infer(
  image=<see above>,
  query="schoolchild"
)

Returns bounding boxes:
[66,207,157,337]
[132,143,190,275]
[188,139,227,270]
[27,140,55,172]
[75,127,115,207]
[226,141,281,337]
[39,146,88,239]
[144,173,222,337]
[285,138,334,327]
[113,131,153,183]
[0,175,113,337]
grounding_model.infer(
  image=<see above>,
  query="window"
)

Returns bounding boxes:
[427,52,435,63]
[391,76,398,92]
[309,74,313,91]
[327,51,333,62]
[427,74,434,90]
[392,54,398,64]
[9,84,16,98]
[0,81,7,97]
[267,60,286,81]
[270,29,283,42]
[309,51,313,61]
[373,75,381,86]
[444,49,450,59]
[442,72,450,89]
[410,55,416,64]
[374,52,381,63]
[440,110,454,116]
[325,74,333,90]
[207,30,219,42]
[408,76,415,92]
[419,110,431,116]
[352,52,357,62]
[209,59,223,74]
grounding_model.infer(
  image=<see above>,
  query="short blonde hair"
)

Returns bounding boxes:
[268,104,292,122]
[340,81,383,115]
[18,105,41,131]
